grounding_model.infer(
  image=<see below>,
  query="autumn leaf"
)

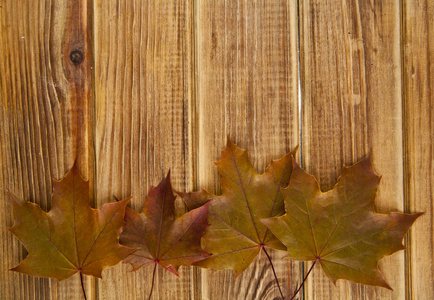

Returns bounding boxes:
[7,162,136,281]
[178,138,298,277]
[260,156,422,289]
[119,171,210,277]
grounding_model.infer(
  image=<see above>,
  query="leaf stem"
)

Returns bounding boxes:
[290,260,317,300]
[262,246,284,299]
[148,261,158,300]
[80,272,87,300]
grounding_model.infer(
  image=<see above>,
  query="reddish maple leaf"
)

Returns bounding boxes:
[178,138,298,277]
[119,171,209,276]
[7,163,136,281]
[261,156,422,289]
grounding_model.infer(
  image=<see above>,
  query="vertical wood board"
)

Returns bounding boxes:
[300,1,405,299]
[403,0,434,299]
[93,0,197,299]
[0,0,93,299]
[196,0,300,299]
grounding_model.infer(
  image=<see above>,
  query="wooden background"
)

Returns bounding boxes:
[0,0,432,299]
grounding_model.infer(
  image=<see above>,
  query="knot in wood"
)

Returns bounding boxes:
[70,50,83,65]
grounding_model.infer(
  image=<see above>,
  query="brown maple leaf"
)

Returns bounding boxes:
[7,162,136,281]
[119,171,210,275]
[260,156,422,289]
[178,138,298,277]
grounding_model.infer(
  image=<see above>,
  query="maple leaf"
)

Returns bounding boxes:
[119,171,210,275]
[178,138,298,276]
[7,162,136,281]
[260,156,422,289]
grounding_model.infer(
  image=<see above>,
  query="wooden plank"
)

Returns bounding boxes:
[403,1,434,299]
[93,0,197,299]
[0,0,93,299]
[300,1,405,299]
[196,0,299,298]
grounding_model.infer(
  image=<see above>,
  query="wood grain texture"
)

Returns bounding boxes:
[93,0,197,299]
[300,0,405,299]
[196,0,299,299]
[1,1,432,299]
[403,0,434,299]
[0,0,93,299]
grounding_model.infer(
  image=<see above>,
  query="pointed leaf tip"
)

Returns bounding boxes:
[6,191,27,212]
[291,155,299,169]
[6,190,20,204]
[226,135,233,147]
[70,159,88,181]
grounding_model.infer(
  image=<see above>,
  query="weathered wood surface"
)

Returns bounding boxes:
[195,1,299,299]
[0,0,93,299]
[403,0,434,299]
[93,0,197,299]
[0,0,432,299]
[300,1,406,299]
